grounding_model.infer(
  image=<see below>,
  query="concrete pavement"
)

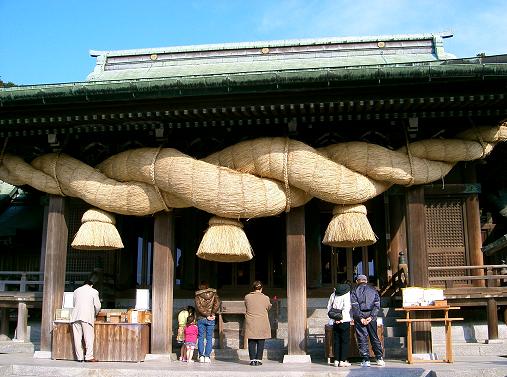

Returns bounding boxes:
[0,353,506,377]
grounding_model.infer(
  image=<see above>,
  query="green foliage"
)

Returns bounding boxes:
[0,79,16,88]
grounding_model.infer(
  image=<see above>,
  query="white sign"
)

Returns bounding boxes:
[135,289,150,310]
[63,292,74,309]
[402,287,445,306]
[402,287,424,307]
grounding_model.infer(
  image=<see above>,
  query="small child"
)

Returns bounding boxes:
[178,306,194,361]
[183,314,198,362]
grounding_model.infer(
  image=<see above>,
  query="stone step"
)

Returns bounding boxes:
[384,326,407,337]
[220,337,286,349]
[432,340,507,357]
[383,336,407,348]
[431,322,507,343]
[213,348,286,361]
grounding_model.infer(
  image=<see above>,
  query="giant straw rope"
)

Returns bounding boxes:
[0,124,505,260]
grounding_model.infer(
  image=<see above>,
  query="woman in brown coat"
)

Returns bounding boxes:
[244,280,272,366]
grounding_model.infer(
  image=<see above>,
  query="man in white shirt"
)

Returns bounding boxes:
[70,280,101,362]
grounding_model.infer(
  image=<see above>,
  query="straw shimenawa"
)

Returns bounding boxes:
[71,208,124,251]
[0,124,505,260]
[197,217,253,262]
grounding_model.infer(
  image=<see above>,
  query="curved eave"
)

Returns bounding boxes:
[1,63,507,108]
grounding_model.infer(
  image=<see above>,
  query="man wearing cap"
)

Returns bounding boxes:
[350,275,385,367]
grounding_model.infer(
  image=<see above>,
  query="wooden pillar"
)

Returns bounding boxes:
[181,209,198,290]
[306,200,322,289]
[487,298,499,340]
[466,195,485,287]
[15,303,28,342]
[286,206,307,355]
[389,194,408,278]
[346,248,353,282]
[361,247,369,277]
[464,164,485,287]
[140,224,150,288]
[406,187,431,354]
[151,211,175,354]
[39,203,49,274]
[1,309,9,336]
[40,195,68,351]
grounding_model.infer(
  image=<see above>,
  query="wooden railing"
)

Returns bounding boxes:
[0,271,89,292]
[380,268,409,297]
[428,264,507,288]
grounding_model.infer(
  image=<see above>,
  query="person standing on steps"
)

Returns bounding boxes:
[194,281,221,363]
[244,280,272,366]
[350,274,385,367]
[327,282,352,367]
[70,280,101,363]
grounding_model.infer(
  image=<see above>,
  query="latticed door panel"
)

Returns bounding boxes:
[425,197,468,286]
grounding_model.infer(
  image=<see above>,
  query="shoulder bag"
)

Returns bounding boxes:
[328,293,343,321]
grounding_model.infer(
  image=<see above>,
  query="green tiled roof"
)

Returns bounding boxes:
[2,61,507,106]
[87,33,454,81]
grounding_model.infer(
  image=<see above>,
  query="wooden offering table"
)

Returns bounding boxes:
[52,321,150,362]
[395,306,462,364]
[324,321,384,363]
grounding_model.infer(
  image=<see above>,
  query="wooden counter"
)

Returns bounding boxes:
[52,321,150,362]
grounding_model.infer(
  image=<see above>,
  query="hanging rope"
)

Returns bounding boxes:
[403,126,415,186]
[283,137,291,212]
[150,145,170,212]
[53,153,65,197]
[0,137,9,166]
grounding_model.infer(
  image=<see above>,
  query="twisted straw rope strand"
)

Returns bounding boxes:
[0,125,504,218]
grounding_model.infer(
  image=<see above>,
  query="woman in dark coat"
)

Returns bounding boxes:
[244,280,272,366]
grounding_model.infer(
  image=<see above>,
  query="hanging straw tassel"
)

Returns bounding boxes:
[197,216,253,262]
[323,204,377,248]
[71,208,124,250]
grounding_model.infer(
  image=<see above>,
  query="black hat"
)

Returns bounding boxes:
[335,283,350,296]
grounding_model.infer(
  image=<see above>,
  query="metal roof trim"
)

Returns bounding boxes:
[1,61,507,106]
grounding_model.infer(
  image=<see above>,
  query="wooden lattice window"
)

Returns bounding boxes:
[425,197,468,286]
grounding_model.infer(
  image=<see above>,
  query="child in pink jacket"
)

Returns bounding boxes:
[183,314,198,362]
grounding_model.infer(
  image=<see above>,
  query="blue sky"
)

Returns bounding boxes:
[1,0,506,85]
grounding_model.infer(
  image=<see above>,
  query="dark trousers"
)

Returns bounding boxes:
[248,339,265,361]
[355,319,383,360]
[333,321,350,362]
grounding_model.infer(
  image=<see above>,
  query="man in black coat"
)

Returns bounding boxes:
[350,274,385,367]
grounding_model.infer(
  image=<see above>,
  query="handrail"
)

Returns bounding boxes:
[428,264,507,288]
[0,271,90,292]
[428,264,507,271]
[0,271,89,276]
[429,275,505,281]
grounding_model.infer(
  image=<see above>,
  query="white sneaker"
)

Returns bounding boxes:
[339,361,351,367]
[199,356,205,363]
[376,358,385,367]
[204,356,211,363]
[360,360,371,367]
[333,360,339,367]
